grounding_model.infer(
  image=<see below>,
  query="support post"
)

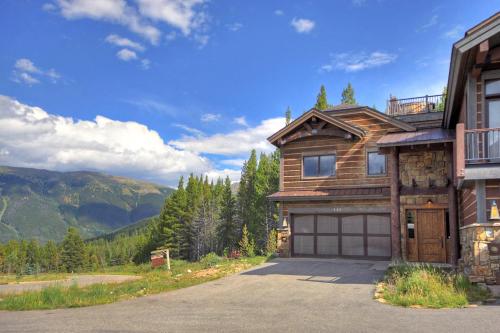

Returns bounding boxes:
[446,147,458,264]
[390,147,401,260]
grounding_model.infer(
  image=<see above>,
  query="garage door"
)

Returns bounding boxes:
[291,214,391,259]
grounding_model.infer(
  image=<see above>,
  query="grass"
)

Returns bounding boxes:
[0,256,268,311]
[377,264,490,308]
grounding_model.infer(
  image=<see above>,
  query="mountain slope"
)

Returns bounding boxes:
[0,166,173,243]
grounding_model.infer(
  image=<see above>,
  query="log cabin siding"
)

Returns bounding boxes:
[460,184,477,226]
[281,113,400,191]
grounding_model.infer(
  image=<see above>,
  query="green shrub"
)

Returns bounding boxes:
[380,264,489,308]
[200,252,222,268]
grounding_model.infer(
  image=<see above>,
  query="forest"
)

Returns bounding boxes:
[0,149,280,274]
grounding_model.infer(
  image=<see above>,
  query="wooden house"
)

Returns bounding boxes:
[268,12,500,284]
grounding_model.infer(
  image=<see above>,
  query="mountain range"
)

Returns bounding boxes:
[0,166,173,243]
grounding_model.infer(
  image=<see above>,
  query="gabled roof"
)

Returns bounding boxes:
[324,105,416,132]
[267,108,365,146]
[444,12,500,128]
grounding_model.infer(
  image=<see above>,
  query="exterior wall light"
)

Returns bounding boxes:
[490,200,500,220]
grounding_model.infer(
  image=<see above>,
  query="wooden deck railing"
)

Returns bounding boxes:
[464,127,500,163]
[386,94,445,116]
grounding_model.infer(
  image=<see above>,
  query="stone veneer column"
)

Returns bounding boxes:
[390,147,401,260]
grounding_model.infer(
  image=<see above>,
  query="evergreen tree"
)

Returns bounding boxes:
[238,224,255,257]
[238,150,258,241]
[43,240,59,272]
[341,82,357,105]
[26,239,41,275]
[285,107,292,125]
[217,176,237,252]
[60,227,85,272]
[314,85,330,110]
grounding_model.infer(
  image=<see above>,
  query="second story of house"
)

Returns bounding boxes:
[267,107,416,192]
[444,12,500,182]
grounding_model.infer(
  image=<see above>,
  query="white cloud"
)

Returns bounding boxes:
[291,18,315,34]
[11,58,61,85]
[105,34,145,51]
[352,0,366,5]
[221,159,245,167]
[233,116,248,127]
[418,14,438,31]
[12,72,40,86]
[173,123,204,137]
[54,0,160,44]
[169,117,285,155]
[124,98,177,116]
[226,22,243,32]
[201,113,220,122]
[204,168,240,183]
[15,58,41,73]
[274,9,284,16]
[116,48,138,61]
[0,95,220,185]
[141,58,151,70]
[321,51,397,72]
[137,0,207,36]
[42,2,57,11]
[442,25,463,39]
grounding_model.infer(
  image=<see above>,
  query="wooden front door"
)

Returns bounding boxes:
[416,209,446,263]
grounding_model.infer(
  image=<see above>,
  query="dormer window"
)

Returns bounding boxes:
[303,154,336,178]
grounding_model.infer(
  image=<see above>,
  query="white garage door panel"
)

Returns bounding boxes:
[293,235,314,255]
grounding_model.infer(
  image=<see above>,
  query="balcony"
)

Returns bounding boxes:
[465,128,500,163]
[386,94,445,116]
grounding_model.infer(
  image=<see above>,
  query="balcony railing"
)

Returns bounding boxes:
[386,94,445,116]
[465,128,500,163]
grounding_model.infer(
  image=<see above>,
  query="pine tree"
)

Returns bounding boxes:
[238,150,258,242]
[285,107,292,125]
[341,82,357,105]
[314,85,330,110]
[43,240,59,272]
[60,227,85,272]
[218,176,237,253]
[238,224,255,257]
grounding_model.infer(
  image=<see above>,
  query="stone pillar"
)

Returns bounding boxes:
[390,147,402,260]
[446,147,459,264]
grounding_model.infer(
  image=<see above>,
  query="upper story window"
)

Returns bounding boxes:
[485,79,500,128]
[367,151,387,176]
[303,154,336,178]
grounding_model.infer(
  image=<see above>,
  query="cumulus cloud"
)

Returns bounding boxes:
[51,0,208,45]
[169,117,285,155]
[321,51,397,72]
[137,0,207,36]
[105,34,145,51]
[233,116,248,127]
[0,95,246,185]
[291,18,315,33]
[11,58,61,85]
[116,48,138,61]
[201,113,220,122]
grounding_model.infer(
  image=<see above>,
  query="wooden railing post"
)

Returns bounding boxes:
[456,123,465,180]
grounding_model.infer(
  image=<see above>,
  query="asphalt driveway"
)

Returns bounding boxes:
[0,258,498,333]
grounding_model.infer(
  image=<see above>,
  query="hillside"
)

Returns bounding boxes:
[0,166,173,243]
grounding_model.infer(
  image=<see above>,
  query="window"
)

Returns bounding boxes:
[406,210,415,239]
[485,79,500,158]
[485,79,500,128]
[367,151,387,175]
[303,154,336,177]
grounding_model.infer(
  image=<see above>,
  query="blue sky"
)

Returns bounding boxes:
[0,0,499,186]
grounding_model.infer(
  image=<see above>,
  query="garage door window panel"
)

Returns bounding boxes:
[341,215,364,234]
[293,235,314,255]
[317,215,338,233]
[294,215,314,233]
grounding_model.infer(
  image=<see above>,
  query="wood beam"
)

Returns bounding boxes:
[472,40,490,78]
[390,147,402,260]
[446,147,458,264]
